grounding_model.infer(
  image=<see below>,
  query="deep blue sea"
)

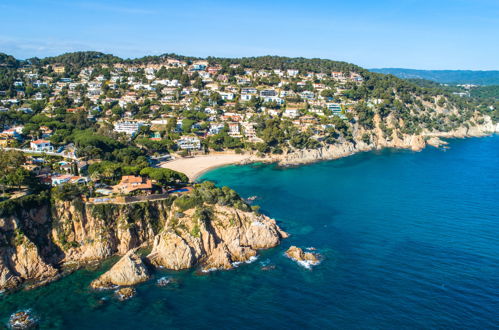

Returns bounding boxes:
[2,136,499,329]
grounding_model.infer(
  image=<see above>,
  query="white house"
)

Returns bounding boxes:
[113,121,145,136]
[177,136,201,150]
[51,174,73,186]
[300,91,315,100]
[208,123,225,135]
[240,94,253,102]
[30,139,53,152]
[219,92,235,101]
[263,96,285,105]
[241,87,257,94]
[283,108,300,118]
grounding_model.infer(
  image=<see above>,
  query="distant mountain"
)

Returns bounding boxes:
[370,68,499,86]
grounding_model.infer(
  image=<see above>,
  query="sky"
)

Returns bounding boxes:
[1,0,498,70]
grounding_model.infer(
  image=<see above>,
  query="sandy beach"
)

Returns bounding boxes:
[160,153,259,181]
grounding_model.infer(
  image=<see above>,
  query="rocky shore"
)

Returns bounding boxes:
[178,116,499,180]
[270,116,499,166]
[0,192,287,292]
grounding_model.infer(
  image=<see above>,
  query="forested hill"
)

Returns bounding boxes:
[370,68,499,86]
[11,51,363,74]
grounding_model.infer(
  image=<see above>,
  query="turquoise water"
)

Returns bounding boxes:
[2,136,499,328]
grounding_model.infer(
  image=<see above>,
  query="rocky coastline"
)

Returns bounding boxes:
[266,116,499,167]
[0,191,287,292]
[181,116,499,181]
[1,117,497,293]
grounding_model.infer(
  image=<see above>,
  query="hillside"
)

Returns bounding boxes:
[0,51,498,160]
[370,68,499,86]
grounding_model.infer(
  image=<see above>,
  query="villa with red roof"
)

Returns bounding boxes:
[113,175,153,195]
[30,139,53,152]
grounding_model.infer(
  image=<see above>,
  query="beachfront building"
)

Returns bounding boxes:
[228,123,241,137]
[177,136,201,150]
[208,123,225,135]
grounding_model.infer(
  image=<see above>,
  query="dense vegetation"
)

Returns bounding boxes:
[174,181,253,213]
[470,85,499,99]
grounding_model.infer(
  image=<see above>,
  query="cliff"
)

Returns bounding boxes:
[147,204,288,271]
[0,188,287,291]
[270,115,499,166]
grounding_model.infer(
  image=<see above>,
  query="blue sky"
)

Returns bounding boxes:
[1,0,498,69]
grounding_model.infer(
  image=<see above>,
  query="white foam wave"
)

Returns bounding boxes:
[201,267,218,273]
[245,255,259,264]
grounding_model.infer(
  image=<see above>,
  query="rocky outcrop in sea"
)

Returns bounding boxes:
[285,246,321,269]
[90,249,150,289]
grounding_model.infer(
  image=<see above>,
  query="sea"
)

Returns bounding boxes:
[1,135,499,329]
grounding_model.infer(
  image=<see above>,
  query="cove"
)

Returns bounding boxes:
[1,136,499,329]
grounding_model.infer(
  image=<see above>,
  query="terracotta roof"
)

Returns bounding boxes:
[31,139,50,144]
[121,175,143,184]
[114,176,153,194]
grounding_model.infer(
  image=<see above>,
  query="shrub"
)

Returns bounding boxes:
[175,194,202,211]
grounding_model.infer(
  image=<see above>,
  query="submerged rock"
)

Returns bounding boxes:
[261,264,276,271]
[156,276,171,287]
[115,287,136,301]
[285,246,320,269]
[90,249,150,289]
[8,309,37,329]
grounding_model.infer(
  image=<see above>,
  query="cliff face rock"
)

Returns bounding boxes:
[0,197,61,290]
[90,249,150,289]
[0,196,173,290]
[148,231,197,270]
[148,204,288,271]
[275,115,499,166]
[9,239,58,285]
[51,199,170,263]
[0,193,287,290]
